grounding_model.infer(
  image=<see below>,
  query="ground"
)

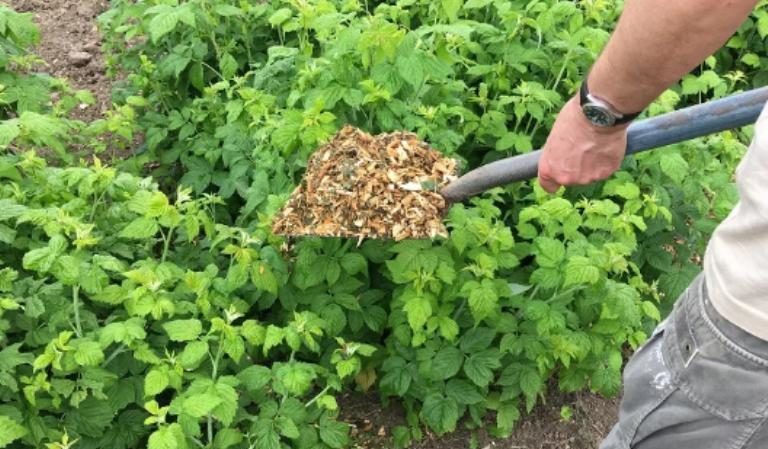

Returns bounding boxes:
[8,1,621,447]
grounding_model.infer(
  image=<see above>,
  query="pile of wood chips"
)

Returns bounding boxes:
[272,125,459,241]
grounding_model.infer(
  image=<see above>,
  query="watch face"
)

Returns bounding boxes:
[582,104,616,127]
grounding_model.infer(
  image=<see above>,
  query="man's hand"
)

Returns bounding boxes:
[537,96,629,193]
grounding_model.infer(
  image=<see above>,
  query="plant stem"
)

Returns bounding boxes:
[72,285,83,338]
[306,385,332,408]
[207,341,224,446]
[452,298,467,321]
[161,226,176,263]
[103,344,128,366]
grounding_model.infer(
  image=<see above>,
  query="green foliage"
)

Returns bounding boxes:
[0,153,360,449]
[0,0,765,447]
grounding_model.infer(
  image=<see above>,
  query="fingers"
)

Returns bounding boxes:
[537,158,562,193]
[538,172,561,193]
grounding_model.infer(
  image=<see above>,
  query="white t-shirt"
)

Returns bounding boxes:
[704,102,768,341]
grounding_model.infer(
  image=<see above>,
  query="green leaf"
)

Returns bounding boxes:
[340,253,367,275]
[421,393,459,435]
[534,237,566,268]
[563,256,600,287]
[0,120,20,148]
[468,280,498,322]
[269,8,292,26]
[463,349,501,387]
[213,429,242,449]
[445,379,484,405]
[642,301,661,321]
[163,319,203,342]
[213,5,243,16]
[148,423,187,449]
[380,368,411,396]
[237,365,271,392]
[659,152,689,184]
[256,427,280,449]
[459,327,496,353]
[179,341,209,370]
[0,416,27,448]
[252,262,278,295]
[276,362,316,396]
[149,11,179,43]
[277,416,300,439]
[0,343,33,371]
[431,346,463,380]
[319,416,349,449]
[441,0,462,21]
[144,368,169,397]
[496,402,520,436]
[396,51,425,88]
[74,340,104,367]
[220,52,238,79]
[464,0,493,8]
[182,393,222,418]
[120,217,159,239]
[403,292,431,330]
[520,366,543,400]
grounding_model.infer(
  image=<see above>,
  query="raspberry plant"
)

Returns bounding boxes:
[0,0,766,448]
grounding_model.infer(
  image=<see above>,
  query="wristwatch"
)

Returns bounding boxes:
[579,80,641,128]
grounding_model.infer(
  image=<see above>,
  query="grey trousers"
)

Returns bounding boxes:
[599,274,768,449]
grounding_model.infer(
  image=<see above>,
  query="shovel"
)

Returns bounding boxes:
[441,86,768,203]
[274,87,768,240]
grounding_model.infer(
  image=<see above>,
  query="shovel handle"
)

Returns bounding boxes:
[440,86,768,203]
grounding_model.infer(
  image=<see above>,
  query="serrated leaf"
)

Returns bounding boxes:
[563,256,600,287]
[179,341,208,370]
[431,346,463,380]
[163,319,203,342]
[421,393,458,435]
[319,416,349,449]
[659,152,689,184]
[120,217,159,239]
[269,8,292,26]
[74,340,104,367]
[182,393,222,418]
[277,416,300,439]
[251,262,278,295]
[468,281,498,322]
[149,11,179,43]
[463,349,501,387]
[219,52,238,79]
[340,252,367,275]
[0,416,27,448]
[237,365,271,392]
[213,5,242,16]
[534,237,565,268]
[445,379,484,405]
[144,368,169,397]
[403,293,431,330]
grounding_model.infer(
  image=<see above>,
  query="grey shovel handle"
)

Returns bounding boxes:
[441,86,768,203]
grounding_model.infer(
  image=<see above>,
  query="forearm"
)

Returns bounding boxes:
[589,0,757,113]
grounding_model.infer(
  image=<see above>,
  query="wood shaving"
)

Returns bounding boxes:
[272,125,459,241]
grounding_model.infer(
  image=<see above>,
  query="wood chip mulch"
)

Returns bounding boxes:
[272,125,459,241]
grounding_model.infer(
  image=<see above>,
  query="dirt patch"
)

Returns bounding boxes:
[341,391,619,449]
[9,0,111,122]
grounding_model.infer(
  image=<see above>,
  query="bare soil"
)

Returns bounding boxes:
[340,391,619,449]
[9,0,111,122]
[8,1,622,448]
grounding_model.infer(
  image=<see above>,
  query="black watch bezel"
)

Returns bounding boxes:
[579,81,640,127]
